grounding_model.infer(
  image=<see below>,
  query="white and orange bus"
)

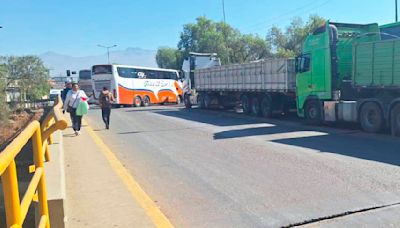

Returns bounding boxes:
[92,64,183,107]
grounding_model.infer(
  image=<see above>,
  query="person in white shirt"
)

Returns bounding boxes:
[63,83,87,136]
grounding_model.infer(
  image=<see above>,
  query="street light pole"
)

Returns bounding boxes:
[396,0,398,22]
[97,44,117,64]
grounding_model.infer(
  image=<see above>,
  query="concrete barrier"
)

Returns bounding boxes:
[35,130,66,227]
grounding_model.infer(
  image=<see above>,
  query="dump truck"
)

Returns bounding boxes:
[182,21,400,136]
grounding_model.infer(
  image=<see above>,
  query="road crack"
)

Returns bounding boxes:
[282,202,400,227]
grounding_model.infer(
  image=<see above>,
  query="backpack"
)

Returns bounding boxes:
[101,92,111,107]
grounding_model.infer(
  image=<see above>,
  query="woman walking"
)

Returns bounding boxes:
[98,87,114,129]
[63,83,88,136]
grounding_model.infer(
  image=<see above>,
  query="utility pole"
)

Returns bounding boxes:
[396,0,398,22]
[222,0,226,23]
[97,44,117,64]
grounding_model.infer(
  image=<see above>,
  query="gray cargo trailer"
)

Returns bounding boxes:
[183,56,297,117]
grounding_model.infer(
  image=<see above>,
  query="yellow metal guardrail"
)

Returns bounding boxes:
[0,95,67,228]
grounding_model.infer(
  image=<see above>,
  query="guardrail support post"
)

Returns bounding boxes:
[33,129,50,228]
[1,160,22,227]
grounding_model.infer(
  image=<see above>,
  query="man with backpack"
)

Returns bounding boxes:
[98,87,115,129]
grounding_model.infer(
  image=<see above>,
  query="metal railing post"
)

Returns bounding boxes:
[33,126,50,228]
[1,160,22,227]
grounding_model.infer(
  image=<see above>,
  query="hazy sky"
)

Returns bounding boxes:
[0,0,397,56]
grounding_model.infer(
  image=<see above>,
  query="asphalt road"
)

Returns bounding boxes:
[85,105,400,227]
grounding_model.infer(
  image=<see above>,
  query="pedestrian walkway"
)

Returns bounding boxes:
[62,120,156,227]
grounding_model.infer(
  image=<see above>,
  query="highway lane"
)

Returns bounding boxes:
[85,105,400,227]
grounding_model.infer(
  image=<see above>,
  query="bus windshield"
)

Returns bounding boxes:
[92,65,112,75]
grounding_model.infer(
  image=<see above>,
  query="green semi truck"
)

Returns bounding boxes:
[182,21,400,136]
[296,21,400,135]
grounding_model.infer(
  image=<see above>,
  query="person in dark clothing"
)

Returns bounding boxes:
[98,87,114,129]
[61,82,72,102]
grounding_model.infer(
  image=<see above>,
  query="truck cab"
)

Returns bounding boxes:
[182,52,221,108]
[296,21,380,123]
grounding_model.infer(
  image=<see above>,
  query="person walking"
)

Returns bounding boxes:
[98,87,114,129]
[61,81,72,103]
[63,83,87,136]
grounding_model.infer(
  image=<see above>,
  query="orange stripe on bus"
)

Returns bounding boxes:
[118,86,180,104]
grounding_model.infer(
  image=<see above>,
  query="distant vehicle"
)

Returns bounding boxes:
[78,69,93,96]
[49,89,62,105]
[91,64,183,107]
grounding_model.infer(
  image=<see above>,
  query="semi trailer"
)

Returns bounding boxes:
[182,21,400,136]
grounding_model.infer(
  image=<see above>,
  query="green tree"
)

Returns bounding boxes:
[268,15,325,57]
[5,56,50,101]
[156,47,183,70]
[177,16,271,65]
[0,59,8,123]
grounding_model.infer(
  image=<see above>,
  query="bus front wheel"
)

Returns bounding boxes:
[133,96,142,107]
[176,95,182,105]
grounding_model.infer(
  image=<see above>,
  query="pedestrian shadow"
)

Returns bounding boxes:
[63,133,76,137]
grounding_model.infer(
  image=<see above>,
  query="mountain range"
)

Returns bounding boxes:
[40,47,157,77]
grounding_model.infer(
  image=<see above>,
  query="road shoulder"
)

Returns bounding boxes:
[62,120,156,228]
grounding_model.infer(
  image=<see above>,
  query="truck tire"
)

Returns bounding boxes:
[241,95,251,114]
[133,96,142,107]
[198,94,205,109]
[184,95,192,108]
[390,103,400,136]
[305,100,322,124]
[261,95,272,118]
[143,96,150,107]
[251,97,261,116]
[204,94,212,109]
[360,102,383,133]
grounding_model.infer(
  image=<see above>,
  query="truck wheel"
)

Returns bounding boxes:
[390,103,400,136]
[133,96,142,107]
[198,94,205,109]
[360,102,383,133]
[251,97,261,116]
[241,95,251,114]
[261,96,272,118]
[184,95,192,108]
[204,94,212,109]
[305,100,322,124]
[143,96,150,107]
